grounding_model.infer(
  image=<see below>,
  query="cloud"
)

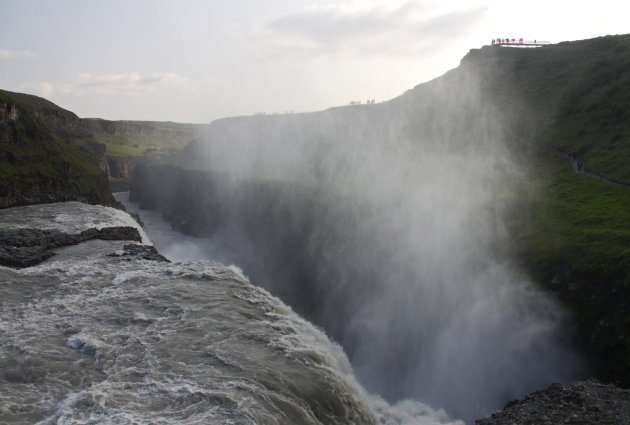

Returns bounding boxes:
[0,48,36,59]
[255,1,487,58]
[60,72,190,96]
[20,81,55,97]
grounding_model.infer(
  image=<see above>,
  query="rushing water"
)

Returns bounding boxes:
[0,201,463,425]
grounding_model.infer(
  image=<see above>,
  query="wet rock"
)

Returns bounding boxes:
[476,380,630,425]
[108,244,170,262]
[0,226,142,268]
[96,227,141,242]
[0,245,54,268]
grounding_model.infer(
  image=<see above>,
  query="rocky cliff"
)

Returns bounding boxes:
[130,163,329,321]
[0,90,116,208]
[476,380,630,424]
[83,118,204,190]
[83,118,196,140]
[105,156,140,191]
[0,89,199,206]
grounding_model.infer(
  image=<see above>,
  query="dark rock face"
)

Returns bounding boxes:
[0,226,142,268]
[108,243,170,262]
[476,381,630,425]
[0,187,116,210]
[88,120,190,140]
[32,103,84,136]
[129,163,332,322]
[0,245,55,268]
[107,157,139,181]
[129,162,191,210]
[545,265,630,388]
[106,157,140,191]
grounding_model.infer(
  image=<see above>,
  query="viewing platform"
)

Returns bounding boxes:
[492,38,550,47]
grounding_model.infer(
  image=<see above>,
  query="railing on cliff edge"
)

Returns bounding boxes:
[492,38,550,47]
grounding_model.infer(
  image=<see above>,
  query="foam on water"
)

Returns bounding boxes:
[1,202,464,425]
[0,201,151,244]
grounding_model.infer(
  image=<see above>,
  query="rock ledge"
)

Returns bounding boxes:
[0,226,142,268]
[476,380,630,425]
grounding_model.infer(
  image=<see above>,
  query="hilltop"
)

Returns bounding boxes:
[83,118,202,159]
[463,35,630,183]
[0,90,115,208]
[0,89,204,207]
[83,118,206,191]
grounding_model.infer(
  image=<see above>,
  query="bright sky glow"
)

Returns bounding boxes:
[1,0,628,123]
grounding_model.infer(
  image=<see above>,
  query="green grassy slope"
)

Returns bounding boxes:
[473,35,630,182]
[0,88,202,206]
[0,90,114,208]
[510,150,630,384]
[83,118,203,159]
[475,35,630,385]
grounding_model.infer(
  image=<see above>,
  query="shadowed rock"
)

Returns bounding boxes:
[0,226,142,268]
[476,381,630,425]
[108,244,170,263]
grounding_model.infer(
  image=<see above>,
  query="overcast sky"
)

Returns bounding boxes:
[1,0,628,123]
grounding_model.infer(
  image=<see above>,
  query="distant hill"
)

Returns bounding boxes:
[0,89,205,207]
[83,118,206,191]
[0,89,115,208]
[83,118,204,159]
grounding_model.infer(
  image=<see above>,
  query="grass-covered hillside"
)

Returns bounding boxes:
[472,35,630,385]
[84,118,205,191]
[0,89,204,205]
[467,34,630,183]
[83,118,203,159]
[509,147,630,385]
[0,89,115,208]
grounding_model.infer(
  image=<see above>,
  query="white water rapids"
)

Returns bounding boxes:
[0,201,463,425]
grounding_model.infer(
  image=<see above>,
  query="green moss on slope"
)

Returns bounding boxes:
[454,34,630,385]
[0,90,114,208]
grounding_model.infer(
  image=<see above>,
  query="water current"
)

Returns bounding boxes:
[0,201,463,425]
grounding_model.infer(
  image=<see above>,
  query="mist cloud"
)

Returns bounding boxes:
[173,62,582,422]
